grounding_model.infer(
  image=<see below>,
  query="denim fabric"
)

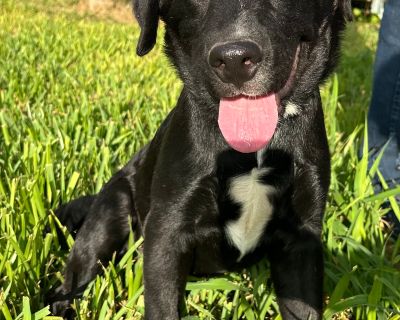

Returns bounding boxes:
[368,0,400,186]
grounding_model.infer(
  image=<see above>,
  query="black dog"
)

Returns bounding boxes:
[48,0,352,318]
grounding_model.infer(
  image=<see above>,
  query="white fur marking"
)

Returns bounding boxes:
[256,147,266,168]
[226,168,274,260]
[284,102,300,117]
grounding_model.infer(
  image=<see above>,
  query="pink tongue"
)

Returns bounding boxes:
[218,95,278,153]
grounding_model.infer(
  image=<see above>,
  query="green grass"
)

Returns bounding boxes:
[0,1,399,319]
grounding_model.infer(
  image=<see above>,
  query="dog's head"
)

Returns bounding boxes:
[133,0,351,152]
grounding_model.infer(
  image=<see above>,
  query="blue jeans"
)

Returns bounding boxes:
[368,0,400,186]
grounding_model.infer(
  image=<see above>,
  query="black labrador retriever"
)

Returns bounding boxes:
[48,0,352,318]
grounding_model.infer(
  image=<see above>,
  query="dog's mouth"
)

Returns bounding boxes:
[217,45,300,153]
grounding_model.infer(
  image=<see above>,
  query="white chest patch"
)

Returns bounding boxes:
[225,168,275,260]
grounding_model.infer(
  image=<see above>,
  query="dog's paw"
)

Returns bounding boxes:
[45,287,75,320]
[49,299,75,320]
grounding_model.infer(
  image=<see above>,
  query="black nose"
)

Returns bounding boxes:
[208,41,262,87]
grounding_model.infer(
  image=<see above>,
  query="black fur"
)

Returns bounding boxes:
[47,0,352,319]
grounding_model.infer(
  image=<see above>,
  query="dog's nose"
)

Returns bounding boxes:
[208,41,262,87]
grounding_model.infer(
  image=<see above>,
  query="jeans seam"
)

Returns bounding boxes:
[390,72,400,172]
[389,71,400,138]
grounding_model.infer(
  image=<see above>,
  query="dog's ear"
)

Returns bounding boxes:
[338,0,353,22]
[133,0,159,56]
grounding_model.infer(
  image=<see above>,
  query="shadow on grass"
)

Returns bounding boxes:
[336,22,379,136]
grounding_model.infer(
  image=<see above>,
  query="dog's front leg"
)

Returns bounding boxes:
[143,212,193,320]
[268,230,324,320]
[268,164,328,320]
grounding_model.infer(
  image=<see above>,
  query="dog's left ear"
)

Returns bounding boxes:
[338,0,353,22]
[133,0,160,56]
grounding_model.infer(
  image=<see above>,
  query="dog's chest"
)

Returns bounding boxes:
[224,168,274,260]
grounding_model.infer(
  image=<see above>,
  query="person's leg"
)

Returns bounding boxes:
[368,0,400,187]
[367,0,400,236]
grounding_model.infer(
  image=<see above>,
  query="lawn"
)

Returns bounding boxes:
[0,0,399,319]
